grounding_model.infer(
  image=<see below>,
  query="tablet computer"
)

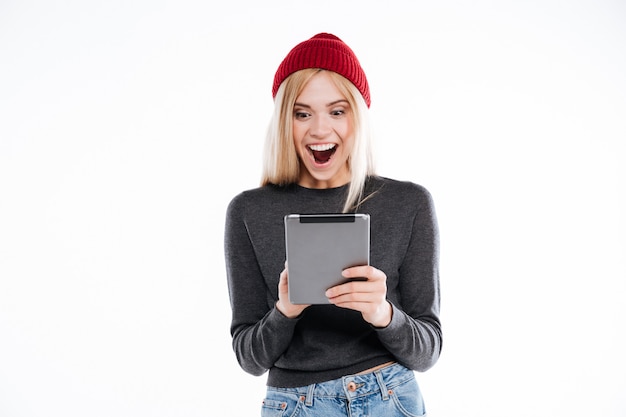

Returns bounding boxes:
[284,213,370,305]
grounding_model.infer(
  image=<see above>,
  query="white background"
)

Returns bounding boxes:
[1,1,625,416]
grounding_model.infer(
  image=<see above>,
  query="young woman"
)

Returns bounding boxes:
[224,33,441,416]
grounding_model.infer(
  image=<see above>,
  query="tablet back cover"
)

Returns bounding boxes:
[284,213,370,304]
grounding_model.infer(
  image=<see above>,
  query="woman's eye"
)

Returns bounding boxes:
[294,111,310,119]
[331,109,345,116]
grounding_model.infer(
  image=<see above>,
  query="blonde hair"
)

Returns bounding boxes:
[261,69,376,212]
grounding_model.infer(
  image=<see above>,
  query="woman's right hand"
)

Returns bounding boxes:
[276,265,309,318]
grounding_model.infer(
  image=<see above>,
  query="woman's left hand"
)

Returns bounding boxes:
[325,265,392,328]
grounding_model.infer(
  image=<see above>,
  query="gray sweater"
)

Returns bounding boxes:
[224,176,441,388]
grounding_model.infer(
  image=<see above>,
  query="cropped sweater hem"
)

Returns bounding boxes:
[267,355,397,388]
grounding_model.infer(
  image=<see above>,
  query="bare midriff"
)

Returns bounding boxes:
[355,361,396,375]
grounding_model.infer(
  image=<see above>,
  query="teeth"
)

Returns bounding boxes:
[308,144,336,151]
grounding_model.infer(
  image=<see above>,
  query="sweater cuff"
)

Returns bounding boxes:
[373,301,402,332]
[272,301,305,322]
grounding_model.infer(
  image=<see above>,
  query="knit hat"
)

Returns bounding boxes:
[272,33,371,107]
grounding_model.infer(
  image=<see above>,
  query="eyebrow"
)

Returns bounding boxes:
[294,99,349,109]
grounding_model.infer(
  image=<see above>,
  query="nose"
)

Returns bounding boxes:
[310,115,332,138]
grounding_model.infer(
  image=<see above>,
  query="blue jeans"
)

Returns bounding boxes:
[262,363,426,417]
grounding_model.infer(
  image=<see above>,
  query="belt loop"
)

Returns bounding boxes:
[374,370,389,400]
[305,383,315,406]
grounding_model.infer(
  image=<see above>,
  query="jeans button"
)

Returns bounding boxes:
[347,381,357,392]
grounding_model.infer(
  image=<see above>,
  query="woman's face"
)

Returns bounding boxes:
[292,71,354,189]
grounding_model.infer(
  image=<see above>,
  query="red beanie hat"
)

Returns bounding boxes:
[272,33,371,107]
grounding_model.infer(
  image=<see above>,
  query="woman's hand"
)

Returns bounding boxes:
[325,265,392,328]
[276,265,309,318]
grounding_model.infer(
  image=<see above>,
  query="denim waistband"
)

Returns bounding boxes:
[267,363,415,405]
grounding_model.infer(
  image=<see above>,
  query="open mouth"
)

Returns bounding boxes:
[307,144,337,164]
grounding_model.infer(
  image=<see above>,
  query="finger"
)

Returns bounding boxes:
[278,268,289,292]
[342,265,385,281]
[325,280,379,300]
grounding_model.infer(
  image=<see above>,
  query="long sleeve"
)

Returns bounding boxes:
[368,183,442,372]
[224,192,299,376]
